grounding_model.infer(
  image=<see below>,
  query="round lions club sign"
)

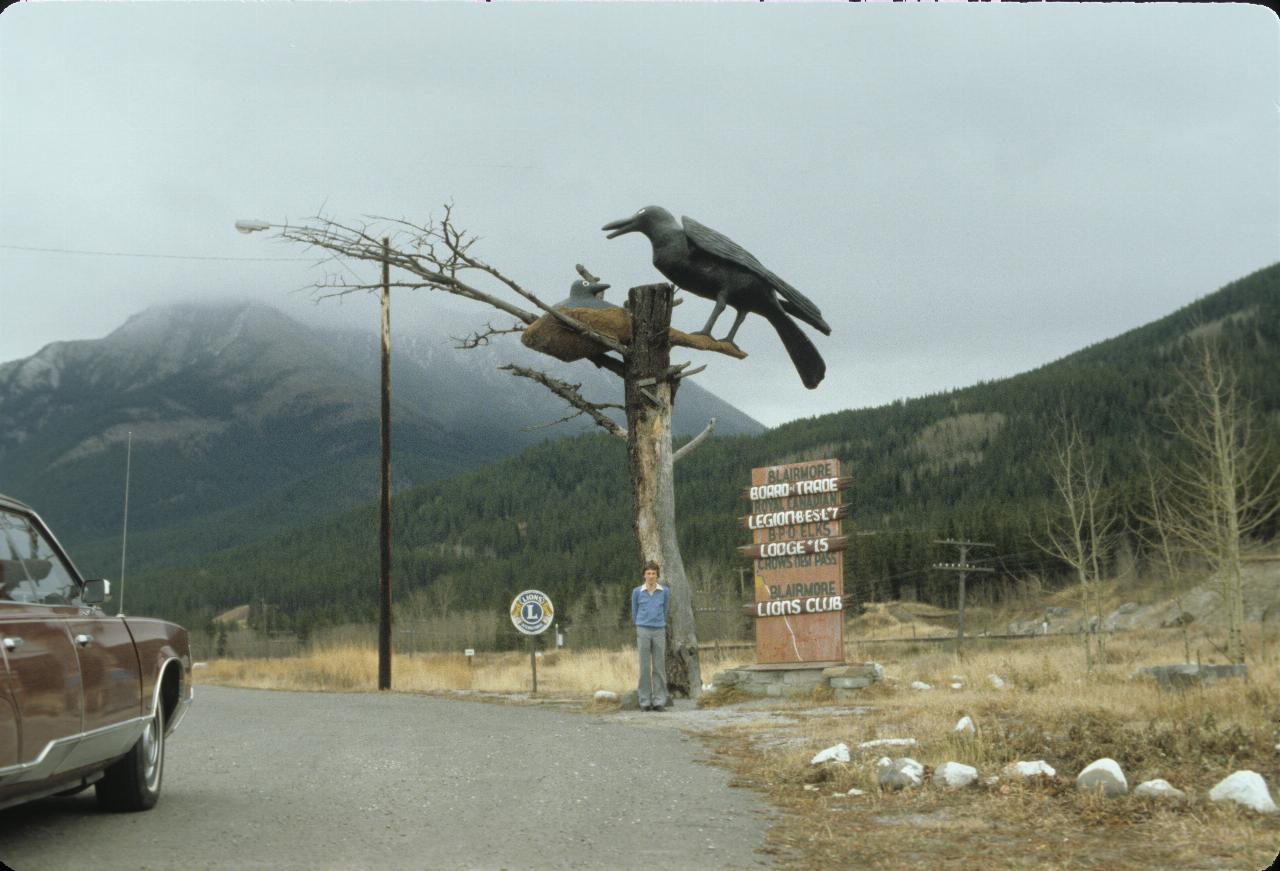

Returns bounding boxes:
[510,590,554,635]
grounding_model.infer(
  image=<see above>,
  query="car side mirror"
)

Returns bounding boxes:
[82,578,111,606]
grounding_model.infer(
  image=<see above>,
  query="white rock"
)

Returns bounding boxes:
[983,775,1000,787]
[870,662,886,680]
[1208,771,1278,813]
[803,784,820,792]
[988,674,1006,689]
[847,787,867,796]
[910,681,933,690]
[949,683,963,690]
[810,743,851,765]
[1001,760,1055,780]
[701,683,715,692]
[1134,779,1187,800]
[593,690,619,702]
[877,756,924,790]
[1076,758,1128,797]
[953,716,976,734]
[933,761,978,789]
[951,674,964,680]
[858,738,917,749]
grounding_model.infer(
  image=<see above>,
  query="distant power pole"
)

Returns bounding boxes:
[379,237,393,691]
[932,539,994,650]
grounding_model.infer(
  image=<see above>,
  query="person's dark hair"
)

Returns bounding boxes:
[643,560,661,576]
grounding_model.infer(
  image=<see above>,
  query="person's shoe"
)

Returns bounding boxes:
[641,704,653,711]
[652,704,666,712]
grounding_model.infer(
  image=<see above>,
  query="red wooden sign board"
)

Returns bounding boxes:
[746,459,846,664]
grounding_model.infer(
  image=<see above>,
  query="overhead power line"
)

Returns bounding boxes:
[0,243,314,262]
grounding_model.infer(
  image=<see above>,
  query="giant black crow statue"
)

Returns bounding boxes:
[601,206,831,389]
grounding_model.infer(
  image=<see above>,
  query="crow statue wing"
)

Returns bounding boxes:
[681,216,832,336]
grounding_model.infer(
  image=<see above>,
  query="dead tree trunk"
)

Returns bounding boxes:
[625,283,701,698]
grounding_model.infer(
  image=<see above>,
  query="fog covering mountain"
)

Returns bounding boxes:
[0,301,762,571]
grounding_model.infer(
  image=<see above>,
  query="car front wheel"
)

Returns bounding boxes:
[96,703,164,812]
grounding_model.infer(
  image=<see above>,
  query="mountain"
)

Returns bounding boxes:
[0,301,763,570]
[118,263,1280,630]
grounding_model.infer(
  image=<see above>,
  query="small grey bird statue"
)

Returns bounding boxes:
[552,279,615,311]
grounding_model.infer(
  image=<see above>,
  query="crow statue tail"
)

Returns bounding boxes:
[763,306,826,389]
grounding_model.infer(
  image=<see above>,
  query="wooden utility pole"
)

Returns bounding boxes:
[378,237,393,691]
[932,539,994,650]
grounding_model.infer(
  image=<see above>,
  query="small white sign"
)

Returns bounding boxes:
[510,589,554,635]
[464,648,475,657]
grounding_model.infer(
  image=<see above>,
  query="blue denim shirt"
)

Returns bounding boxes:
[631,584,668,629]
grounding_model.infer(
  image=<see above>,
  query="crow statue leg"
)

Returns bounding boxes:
[722,309,748,344]
[693,292,728,336]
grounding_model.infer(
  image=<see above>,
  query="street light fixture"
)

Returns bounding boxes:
[235,218,396,691]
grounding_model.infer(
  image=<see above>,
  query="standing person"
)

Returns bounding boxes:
[631,560,669,712]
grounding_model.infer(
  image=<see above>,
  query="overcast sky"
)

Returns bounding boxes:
[1,3,1276,428]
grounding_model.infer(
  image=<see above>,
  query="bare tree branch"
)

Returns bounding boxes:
[450,321,526,350]
[672,417,716,464]
[498,364,626,440]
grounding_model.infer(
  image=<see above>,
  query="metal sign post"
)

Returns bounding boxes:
[510,590,554,695]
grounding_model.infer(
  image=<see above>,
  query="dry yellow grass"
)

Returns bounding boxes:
[707,625,1280,870]
[197,642,752,698]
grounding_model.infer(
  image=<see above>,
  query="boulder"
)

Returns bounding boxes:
[1102,602,1142,632]
[1208,771,1278,813]
[858,738,917,750]
[988,674,1007,690]
[1135,663,1248,692]
[1134,779,1187,800]
[811,743,851,765]
[933,761,978,789]
[910,681,933,691]
[825,662,885,698]
[876,757,924,790]
[1006,618,1042,636]
[1076,758,1128,797]
[1000,760,1055,781]
[593,690,619,702]
[710,669,741,688]
[953,716,976,734]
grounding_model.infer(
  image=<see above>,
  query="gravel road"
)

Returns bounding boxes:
[0,686,773,871]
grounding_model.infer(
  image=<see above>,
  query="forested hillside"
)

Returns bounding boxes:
[124,264,1280,633]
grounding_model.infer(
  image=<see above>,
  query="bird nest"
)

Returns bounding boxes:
[520,308,747,363]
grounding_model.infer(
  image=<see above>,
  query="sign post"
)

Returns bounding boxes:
[740,459,850,665]
[510,590,554,695]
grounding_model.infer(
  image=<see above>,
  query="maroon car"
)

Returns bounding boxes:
[0,493,192,812]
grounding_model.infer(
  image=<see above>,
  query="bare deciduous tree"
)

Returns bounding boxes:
[1035,413,1116,671]
[1147,340,1279,664]
[266,207,729,695]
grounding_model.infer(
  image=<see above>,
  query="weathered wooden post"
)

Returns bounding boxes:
[624,282,701,698]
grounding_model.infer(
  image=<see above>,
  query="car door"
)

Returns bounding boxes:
[0,647,18,768]
[0,508,82,767]
[19,510,140,735]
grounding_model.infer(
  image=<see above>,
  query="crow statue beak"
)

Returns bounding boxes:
[590,282,610,296]
[601,216,636,239]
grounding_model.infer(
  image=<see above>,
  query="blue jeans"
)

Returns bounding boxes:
[636,626,668,708]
